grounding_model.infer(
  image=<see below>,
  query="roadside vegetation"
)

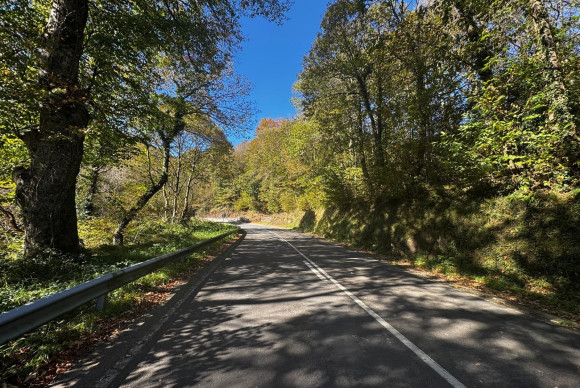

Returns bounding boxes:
[217,201,580,324]
[0,219,236,312]
[1,0,286,385]
[0,219,236,386]
[314,189,580,319]
[1,0,579,385]
[201,1,580,322]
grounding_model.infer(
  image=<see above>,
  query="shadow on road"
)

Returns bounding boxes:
[70,226,580,388]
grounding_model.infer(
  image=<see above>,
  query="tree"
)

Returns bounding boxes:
[112,58,255,244]
[79,126,139,218]
[163,120,229,224]
[296,0,464,202]
[0,0,290,256]
[452,0,580,189]
[216,118,325,213]
[112,129,171,246]
[297,0,391,198]
[5,0,90,256]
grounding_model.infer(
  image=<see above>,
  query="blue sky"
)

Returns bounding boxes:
[231,0,329,143]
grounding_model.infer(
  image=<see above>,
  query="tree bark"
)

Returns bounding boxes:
[178,149,203,224]
[356,102,373,192]
[162,185,170,220]
[171,145,183,223]
[356,75,385,168]
[14,0,89,256]
[414,57,430,176]
[527,0,576,134]
[178,172,195,224]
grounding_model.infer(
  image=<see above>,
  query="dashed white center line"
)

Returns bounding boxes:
[271,231,467,388]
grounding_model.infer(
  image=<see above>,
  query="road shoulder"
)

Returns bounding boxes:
[50,232,246,388]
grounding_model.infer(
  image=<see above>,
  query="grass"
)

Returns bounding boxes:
[0,217,237,386]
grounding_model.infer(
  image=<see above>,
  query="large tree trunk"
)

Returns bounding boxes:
[13,0,89,257]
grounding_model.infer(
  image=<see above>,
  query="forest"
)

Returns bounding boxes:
[0,0,579,384]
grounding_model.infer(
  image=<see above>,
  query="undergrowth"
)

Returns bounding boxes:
[265,188,580,320]
[0,218,236,386]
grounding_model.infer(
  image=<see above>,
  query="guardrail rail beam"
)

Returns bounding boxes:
[0,229,238,345]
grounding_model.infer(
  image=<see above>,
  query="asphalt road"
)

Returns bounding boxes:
[54,224,580,388]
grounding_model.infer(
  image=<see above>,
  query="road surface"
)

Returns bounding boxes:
[54,224,580,388]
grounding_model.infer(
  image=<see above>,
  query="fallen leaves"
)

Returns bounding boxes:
[2,238,239,388]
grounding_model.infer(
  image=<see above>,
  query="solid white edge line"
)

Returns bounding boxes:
[272,231,467,388]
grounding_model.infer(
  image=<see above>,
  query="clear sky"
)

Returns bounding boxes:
[231,0,329,143]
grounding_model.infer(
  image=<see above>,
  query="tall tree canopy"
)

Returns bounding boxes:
[293,0,579,205]
[0,0,290,256]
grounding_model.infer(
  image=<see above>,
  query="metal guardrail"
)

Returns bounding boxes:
[0,229,238,346]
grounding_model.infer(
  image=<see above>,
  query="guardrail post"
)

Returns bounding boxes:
[95,294,107,311]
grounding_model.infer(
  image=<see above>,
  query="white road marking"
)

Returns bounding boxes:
[272,231,467,388]
[303,260,328,282]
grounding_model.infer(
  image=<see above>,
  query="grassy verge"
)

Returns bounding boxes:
[0,218,237,387]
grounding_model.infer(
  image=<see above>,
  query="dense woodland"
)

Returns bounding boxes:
[1,1,580,307]
[1,1,290,383]
[222,0,580,209]
[0,0,289,254]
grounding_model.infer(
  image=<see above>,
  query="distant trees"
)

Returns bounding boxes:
[0,0,289,255]
[212,118,325,213]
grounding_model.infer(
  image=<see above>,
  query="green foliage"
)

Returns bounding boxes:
[0,219,235,383]
[308,188,580,313]
[0,0,290,255]
[292,0,579,202]
[211,118,326,213]
[205,1,580,320]
[0,1,46,137]
[0,136,27,198]
[0,136,26,244]
[0,219,234,312]
[0,0,291,140]
[455,0,580,190]
[295,0,468,201]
